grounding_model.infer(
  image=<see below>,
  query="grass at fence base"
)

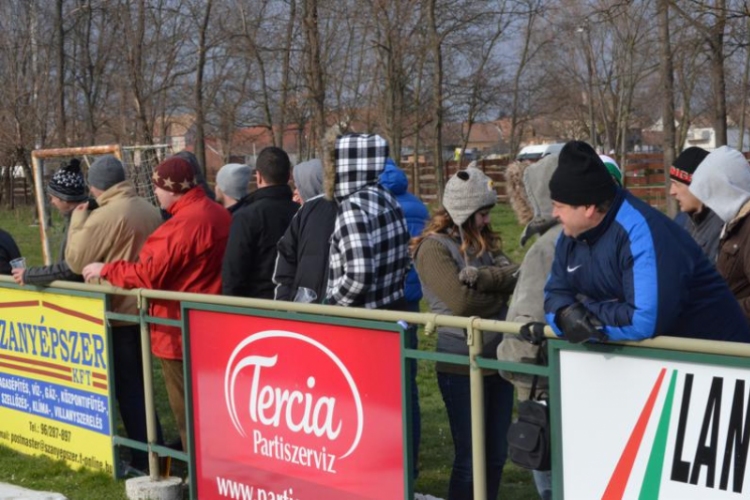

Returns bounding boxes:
[0,204,540,499]
[0,446,128,500]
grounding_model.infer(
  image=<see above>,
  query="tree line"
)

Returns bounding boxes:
[0,0,747,198]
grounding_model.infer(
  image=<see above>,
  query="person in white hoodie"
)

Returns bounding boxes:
[690,145,750,324]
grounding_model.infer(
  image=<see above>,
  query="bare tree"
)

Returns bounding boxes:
[192,0,214,176]
[426,0,444,197]
[670,0,728,145]
[672,29,705,149]
[454,6,513,161]
[56,0,67,146]
[600,1,659,158]
[735,18,750,151]
[277,0,298,148]
[68,0,118,145]
[371,0,424,159]
[0,1,55,205]
[508,0,550,157]
[117,0,192,147]
[659,0,678,215]
[303,0,326,161]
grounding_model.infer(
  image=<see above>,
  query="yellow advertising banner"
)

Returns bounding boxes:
[0,288,113,474]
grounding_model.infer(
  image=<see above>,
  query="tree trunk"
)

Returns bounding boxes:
[509,18,530,158]
[128,0,155,146]
[194,0,213,178]
[659,0,677,216]
[738,18,750,152]
[710,0,727,146]
[303,0,326,162]
[412,48,427,198]
[56,0,67,146]
[426,0,444,199]
[276,0,296,149]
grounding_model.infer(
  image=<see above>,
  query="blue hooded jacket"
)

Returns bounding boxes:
[544,188,750,343]
[380,159,429,303]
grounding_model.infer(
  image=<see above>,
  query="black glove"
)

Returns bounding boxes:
[555,302,607,344]
[519,322,547,345]
[87,197,99,211]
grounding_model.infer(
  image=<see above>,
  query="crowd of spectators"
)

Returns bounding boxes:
[4,137,750,498]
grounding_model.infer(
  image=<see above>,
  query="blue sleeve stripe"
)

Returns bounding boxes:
[606,200,659,339]
[545,312,564,336]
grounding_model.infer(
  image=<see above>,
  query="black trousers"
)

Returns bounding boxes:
[112,324,164,470]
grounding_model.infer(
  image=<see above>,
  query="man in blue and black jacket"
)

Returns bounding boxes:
[543,140,750,344]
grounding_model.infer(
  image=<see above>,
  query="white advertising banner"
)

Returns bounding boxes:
[560,350,750,499]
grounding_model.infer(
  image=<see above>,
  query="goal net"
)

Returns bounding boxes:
[32,144,173,265]
[119,144,174,206]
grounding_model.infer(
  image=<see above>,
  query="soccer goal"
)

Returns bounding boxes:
[31,144,173,265]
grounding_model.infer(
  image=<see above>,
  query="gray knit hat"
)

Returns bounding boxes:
[443,166,498,226]
[216,163,253,201]
[88,155,126,190]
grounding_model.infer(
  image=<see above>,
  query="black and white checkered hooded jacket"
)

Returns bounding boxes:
[326,134,410,308]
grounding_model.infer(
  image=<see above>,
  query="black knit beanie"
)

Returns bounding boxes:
[47,159,88,202]
[548,141,616,206]
[670,147,709,185]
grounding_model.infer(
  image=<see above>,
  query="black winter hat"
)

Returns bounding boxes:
[47,159,88,202]
[549,141,616,206]
[670,147,709,185]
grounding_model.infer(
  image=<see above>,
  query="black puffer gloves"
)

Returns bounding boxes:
[555,302,607,344]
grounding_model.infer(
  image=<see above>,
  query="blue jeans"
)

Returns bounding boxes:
[438,371,514,500]
[112,325,164,470]
[405,301,421,478]
[533,470,552,499]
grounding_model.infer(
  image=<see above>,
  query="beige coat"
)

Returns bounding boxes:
[66,181,162,321]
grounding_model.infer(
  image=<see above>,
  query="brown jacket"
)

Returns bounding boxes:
[65,181,162,321]
[414,235,517,375]
[717,199,750,324]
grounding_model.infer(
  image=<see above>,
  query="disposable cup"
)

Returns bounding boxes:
[10,257,25,269]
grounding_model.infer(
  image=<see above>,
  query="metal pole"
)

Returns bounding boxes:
[138,293,160,480]
[30,156,51,265]
[32,144,121,159]
[468,317,487,499]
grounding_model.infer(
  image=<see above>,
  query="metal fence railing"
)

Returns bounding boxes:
[2,276,749,499]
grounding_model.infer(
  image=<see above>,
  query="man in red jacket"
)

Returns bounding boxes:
[83,156,231,451]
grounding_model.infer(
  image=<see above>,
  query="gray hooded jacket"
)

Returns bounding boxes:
[497,154,561,399]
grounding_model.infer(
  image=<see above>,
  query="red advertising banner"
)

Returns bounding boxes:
[187,309,405,500]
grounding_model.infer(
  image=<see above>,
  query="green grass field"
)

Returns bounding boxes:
[0,203,539,500]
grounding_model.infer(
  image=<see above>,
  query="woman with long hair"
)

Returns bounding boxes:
[412,166,518,500]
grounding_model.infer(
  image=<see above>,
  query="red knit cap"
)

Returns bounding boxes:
[152,157,196,194]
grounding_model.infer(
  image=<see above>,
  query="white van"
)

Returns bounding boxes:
[516,143,565,162]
